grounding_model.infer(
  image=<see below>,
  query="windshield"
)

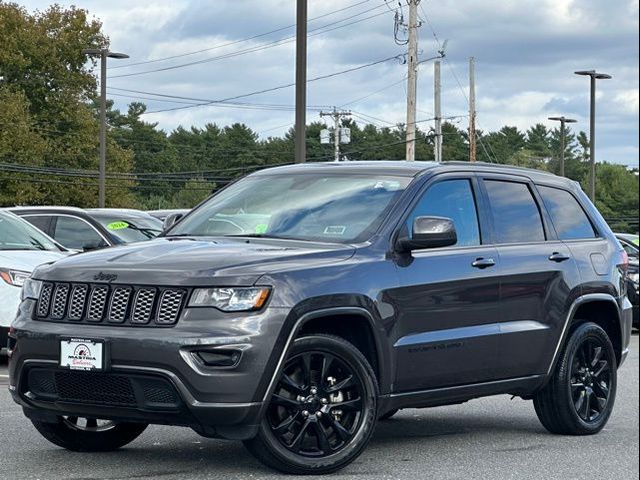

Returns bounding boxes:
[93,215,163,243]
[169,173,411,243]
[0,211,60,252]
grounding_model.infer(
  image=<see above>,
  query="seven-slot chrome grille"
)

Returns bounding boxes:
[35,282,187,327]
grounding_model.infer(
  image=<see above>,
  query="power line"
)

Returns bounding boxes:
[108,6,392,79]
[109,0,374,70]
[140,54,406,115]
[107,91,328,112]
[107,87,330,109]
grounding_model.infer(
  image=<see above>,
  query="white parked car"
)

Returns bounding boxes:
[0,210,66,355]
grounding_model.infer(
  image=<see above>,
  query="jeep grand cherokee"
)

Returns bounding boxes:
[8,162,633,474]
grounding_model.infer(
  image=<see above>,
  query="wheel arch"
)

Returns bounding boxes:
[548,294,623,377]
[261,306,390,406]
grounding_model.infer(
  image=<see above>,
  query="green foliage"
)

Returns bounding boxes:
[591,163,639,233]
[0,2,136,208]
[172,179,215,209]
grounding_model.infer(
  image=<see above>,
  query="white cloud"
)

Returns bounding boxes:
[15,0,640,166]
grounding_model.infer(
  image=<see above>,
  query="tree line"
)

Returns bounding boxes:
[1,3,638,232]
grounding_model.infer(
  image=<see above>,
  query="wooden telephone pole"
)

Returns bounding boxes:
[468,57,477,162]
[405,0,420,161]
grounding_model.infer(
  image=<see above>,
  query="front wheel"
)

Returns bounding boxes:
[244,334,379,475]
[31,416,147,451]
[534,322,617,435]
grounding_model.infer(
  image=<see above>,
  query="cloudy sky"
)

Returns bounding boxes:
[20,0,640,167]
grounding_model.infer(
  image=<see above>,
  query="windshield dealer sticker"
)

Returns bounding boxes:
[324,226,346,236]
[107,221,130,231]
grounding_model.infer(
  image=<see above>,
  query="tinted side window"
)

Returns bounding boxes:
[407,179,480,247]
[53,216,106,250]
[538,186,597,240]
[22,215,52,235]
[484,180,545,244]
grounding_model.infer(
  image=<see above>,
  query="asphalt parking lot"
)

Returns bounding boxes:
[1,335,638,480]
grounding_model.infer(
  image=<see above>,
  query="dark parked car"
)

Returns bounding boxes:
[616,234,639,328]
[10,207,163,251]
[8,162,633,474]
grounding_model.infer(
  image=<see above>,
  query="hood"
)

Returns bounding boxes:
[0,250,65,273]
[33,237,356,286]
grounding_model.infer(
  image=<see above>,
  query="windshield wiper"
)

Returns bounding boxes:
[122,224,162,239]
[29,238,47,250]
[223,233,296,240]
[164,233,203,238]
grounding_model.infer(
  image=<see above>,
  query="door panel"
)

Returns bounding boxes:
[495,242,580,377]
[391,246,502,391]
[389,176,502,392]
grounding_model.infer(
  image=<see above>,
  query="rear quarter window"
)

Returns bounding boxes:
[537,185,597,240]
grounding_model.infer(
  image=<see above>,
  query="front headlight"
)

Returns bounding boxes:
[21,277,43,300]
[188,287,271,312]
[0,268,31,288]
[630,272,639,285]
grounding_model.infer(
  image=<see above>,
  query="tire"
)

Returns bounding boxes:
[379,409,399,421]
[244,334,379,475]
[31,416,148,452]
[534,322,617,435]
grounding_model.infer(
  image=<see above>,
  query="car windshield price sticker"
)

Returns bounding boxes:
[60,339,103,371]
[107,221,129,230]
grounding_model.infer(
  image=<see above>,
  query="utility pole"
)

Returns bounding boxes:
[434,60,443,162]
[405,0,420,161]
[574,70,612,201]
[548,116,577,177]
[320,109,351,162]
[82,48,129,208]
[468,57,477,163]
[295,0,308,163]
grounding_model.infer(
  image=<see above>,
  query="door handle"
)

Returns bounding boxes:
[472,258,496,269]
[549,252,571,263]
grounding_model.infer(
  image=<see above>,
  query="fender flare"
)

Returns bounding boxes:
[546,293,621,376]
[260,306,386,404]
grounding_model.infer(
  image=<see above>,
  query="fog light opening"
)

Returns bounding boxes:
[195,349,242,368]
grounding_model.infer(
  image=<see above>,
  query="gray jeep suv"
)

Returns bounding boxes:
[8,162,633,474]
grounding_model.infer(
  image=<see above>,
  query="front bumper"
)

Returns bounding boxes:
[9,299,291,440]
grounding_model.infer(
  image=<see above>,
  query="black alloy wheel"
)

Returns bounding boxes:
[533,322,617,435]
[267,350,364,457]
[570,337,612,422]
[243,334,378,475]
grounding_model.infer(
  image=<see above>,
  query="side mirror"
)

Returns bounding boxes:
[163,213,184,231]
[396,216,457,252]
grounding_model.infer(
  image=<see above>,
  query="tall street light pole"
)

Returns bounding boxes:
[295,0,307,163]
[83,48,129,208]
[548,116,577,177]
[574,70,612,202]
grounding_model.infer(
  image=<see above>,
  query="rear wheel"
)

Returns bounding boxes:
[534,322,617,435]
[31,416,147,451]
[244,334,378,475]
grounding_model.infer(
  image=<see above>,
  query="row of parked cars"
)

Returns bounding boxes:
[0,207,188,351]
[3,161,637,474]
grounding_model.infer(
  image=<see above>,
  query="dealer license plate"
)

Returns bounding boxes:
[60,339,104,371]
